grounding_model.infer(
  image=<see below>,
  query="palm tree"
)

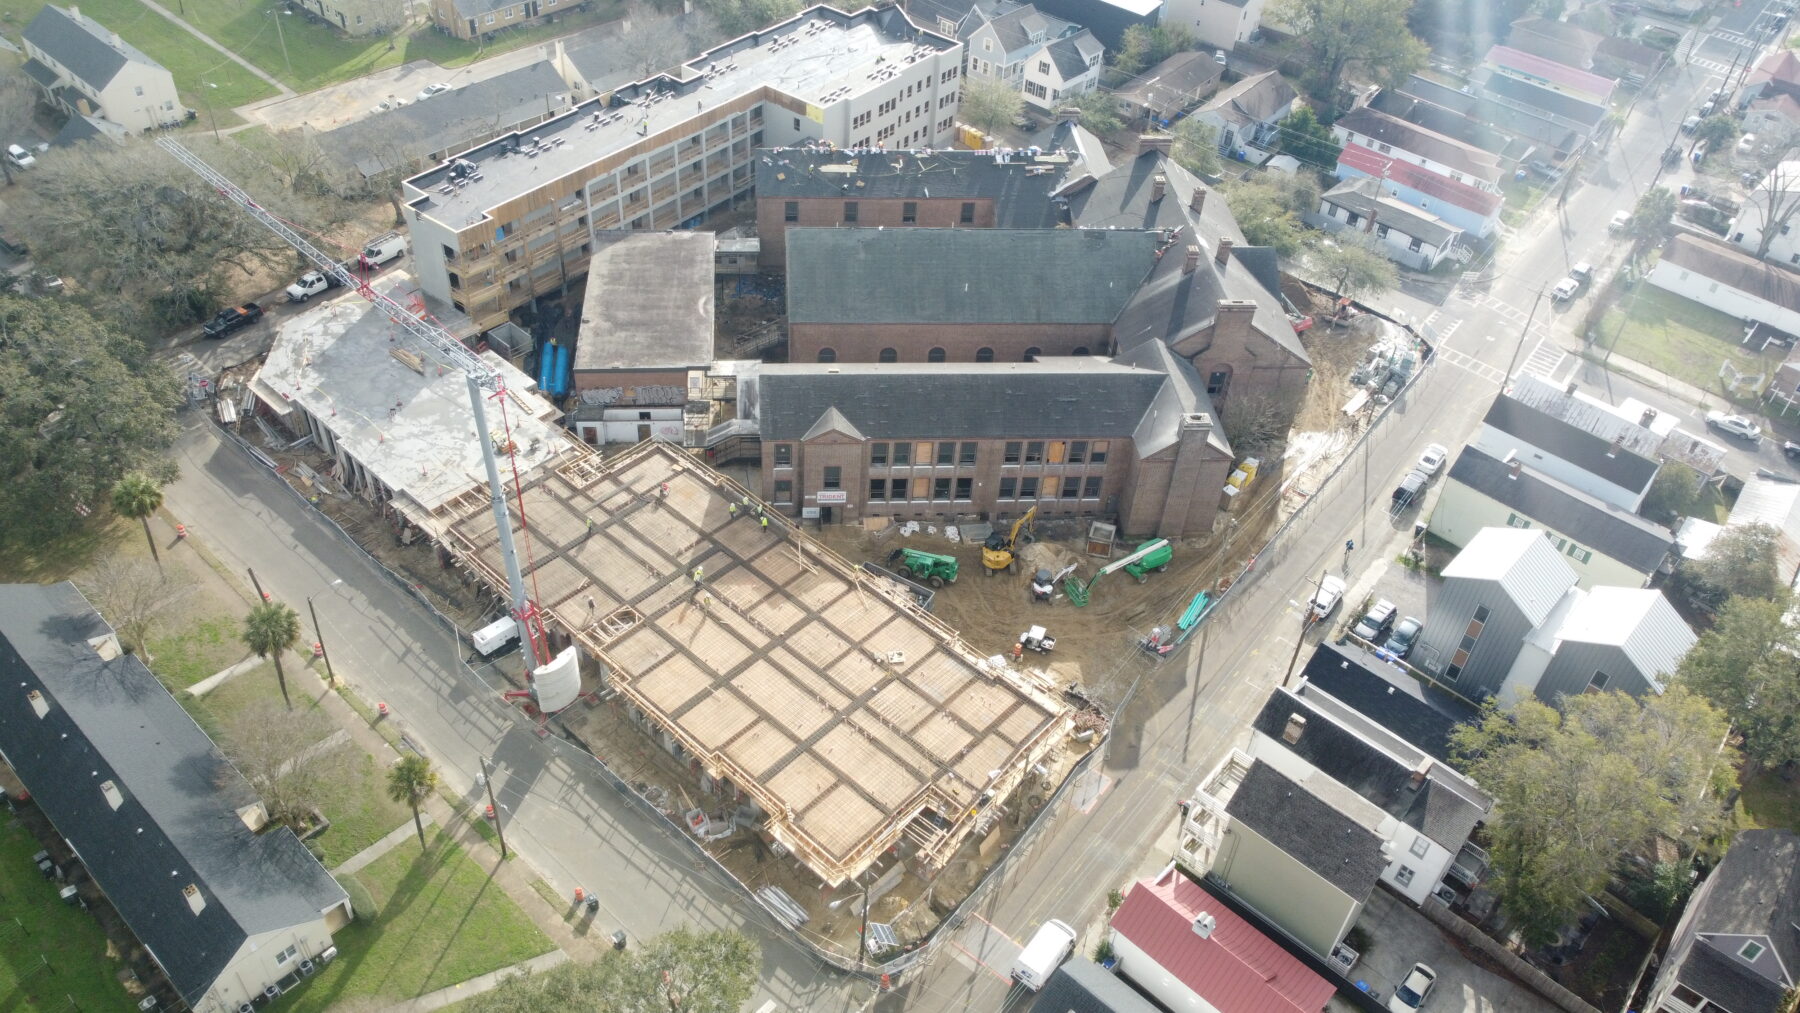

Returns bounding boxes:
[386,755,438,850]
[111,473,164,567]
[242,601,301,710]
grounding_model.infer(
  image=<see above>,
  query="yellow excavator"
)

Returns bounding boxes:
[982,506,1037,575]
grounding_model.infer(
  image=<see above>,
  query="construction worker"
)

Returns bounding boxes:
[692,565,704,584]
[585,517,594,536]
[659,482,669,500]
[1011,642,1024,663]
[759,513,769,533]
[728,501,739,520]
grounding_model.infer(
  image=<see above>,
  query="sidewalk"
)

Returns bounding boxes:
[390,951,570,1012]
[332,809,435,875]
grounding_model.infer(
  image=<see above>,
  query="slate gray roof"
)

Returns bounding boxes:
[785,228,1161,324]
[754,147,1067,229]
[755,359,1170,441]
[1064,149,1235,237]
[1482,389,1660,493]
[1296,642,1477,761]
[1252,690,1487,850]
[1198,71,1297,127]
[22,5,163,89]
[1397,75,1579,153]
[1114,51,1224,115]
[984,2,1078,57]
[1335,106,1501,183]
[1045,31,1098,81]
[1322,177,1462,249]
[50,111,126,147]
[1447,445,1677,574]
[1670,830,1800,1013]
[1225,759,1388,898]
[1031,957,1161,1012]
[1115,339,1232,457]
[21,57,58,89]
[317,61,569,178]
[1368,89,1519,160]
[1661,233,1800,312]
[0,583,346,1004]
[575,231,715,372]
[1110,231,1309,365]
[1481,72,1607,127]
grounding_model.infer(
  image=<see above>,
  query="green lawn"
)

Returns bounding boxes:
[0,0,276,109]
[279,833,554,1012]
[148,614,248,689]
[1596,284,1785,394]
[1737,768,1800,832]
[0,820,137,1011]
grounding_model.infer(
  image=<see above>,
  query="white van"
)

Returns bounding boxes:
[360,231,407,268]
[471,616,519,657]
[1010,919,1077,991]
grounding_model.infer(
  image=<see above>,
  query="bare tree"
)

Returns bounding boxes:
[77,556,195,660]
[0,72,42,188]
[218,699,352,826]
[1221,392,1293,455]
[1743,161,1800,260]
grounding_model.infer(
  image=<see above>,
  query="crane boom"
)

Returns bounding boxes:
[155,137,551,676]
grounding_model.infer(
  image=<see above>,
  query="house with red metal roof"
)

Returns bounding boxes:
[1336,141,1505,238]
[1109,866,1336,1013]
[1482,44,1616,106]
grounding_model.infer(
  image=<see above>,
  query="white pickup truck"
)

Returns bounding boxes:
[284,269,341,302]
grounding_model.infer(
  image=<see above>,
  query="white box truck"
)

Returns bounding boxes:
[1010,919,1077,991]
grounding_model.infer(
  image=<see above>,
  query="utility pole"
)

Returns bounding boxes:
[306,579,342,687]
[1501,287,1547,388]
[1283,571,1327,687]
[480,755,509,859]
[247,567,267,602]
[272,7,293,80]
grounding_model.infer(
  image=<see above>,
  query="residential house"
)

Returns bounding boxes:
[1472,379,1662,513]
[745,341,1236,536]
[430,0,567,40]
[312,61,571,179]
[1114,50,1224,127]
[1331,106,1504,192]
[1649,233,1800,338]
[1416,525,1579,696]
[0,583,352,1013]
[1645,830,1800,1013]
[1741,94,1800,143]
[1243,685,1494,905]
[21,4,183,133]
[1502,373,1724,484]
[1483,44,1617,106]
[1190,71,1298,156]
[567,232,714,444]
[1162,0,1267,52]
[1029,958,1162,1012]
[1478,72,1609,141]
[1502,584,1694,703]
[1682,473,1800,583]
[1336,141,1504,238]
[400,5,964,331]
[1313,177,1464,270]
[961,3,1104,113]
[1429,445,1678,590]
[1177,754,1388,958]
[1108,868,1336,1013]
[1010,0,1156,49]
[550,13,724,98]
[1293,642,1480,762]
[48,111,127,148]
[1504,17,1602,72]
[1377,74,1577,161]
[1594,36,1666,87]
[1745,48,1800,106]
[904,0,996,38]
[1727,160,1800,267]
[294,0,402,35]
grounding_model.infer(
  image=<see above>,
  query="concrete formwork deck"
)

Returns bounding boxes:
[439,442,1070,885]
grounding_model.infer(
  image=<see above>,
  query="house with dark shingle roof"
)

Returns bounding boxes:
[961,2,1104,113]
[1113,50,1223,126]
[1178,754,1388,958]
[1314,177,1464,270]
[1647,830,1800,1013]
[1189,71,1298,154]
[1028,956,1162,1012]
[746,341,1234,536]
[1472,382,1662,512]
[0,583,351,1013]
[1332,106,1504,187]
[1650,233,1800,338]
[21,4,182,133]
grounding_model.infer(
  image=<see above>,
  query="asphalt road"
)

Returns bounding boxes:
[161,419,872,1012]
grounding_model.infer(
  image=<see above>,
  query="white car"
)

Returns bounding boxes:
[1309,574,1347,621]
[1551,277,1580,301]
[1737,133,1757,154]
[1388,962,1438,1011]
[416,82,451,100]
[1705,410,1763,442]
[6,143,35,169]
[1417,443,1448,476]
[285,270,333,302]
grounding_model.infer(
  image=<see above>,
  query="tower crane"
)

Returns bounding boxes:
[156,137,578,713]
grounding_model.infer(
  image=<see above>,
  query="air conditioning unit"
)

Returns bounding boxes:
[136,996,158,1011]
[299,959,317,977]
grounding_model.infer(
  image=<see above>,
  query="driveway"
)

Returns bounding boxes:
[1351,889,1555,1013]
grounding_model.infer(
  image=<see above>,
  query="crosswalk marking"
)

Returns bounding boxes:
[1517,338,1569,382]
[1435,346,1506,384]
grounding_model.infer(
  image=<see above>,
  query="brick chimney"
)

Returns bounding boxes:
[1138,134,1174,156]
[1151,173,1167,202]
[1190,187,1206,214]
[1215,299,1255,344]
[1215,238,1233,266]
[1183,245,1201,274]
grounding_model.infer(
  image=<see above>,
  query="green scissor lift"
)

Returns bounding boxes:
[1064,538,1172,606]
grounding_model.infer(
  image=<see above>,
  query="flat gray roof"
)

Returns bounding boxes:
[576,231,716,372]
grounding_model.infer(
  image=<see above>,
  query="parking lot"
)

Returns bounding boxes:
[1350,889,1556,1013]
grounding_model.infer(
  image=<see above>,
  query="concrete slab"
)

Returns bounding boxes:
[1351,888,1557,1013]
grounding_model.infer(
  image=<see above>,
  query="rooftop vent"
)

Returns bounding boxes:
[1282,712,1307,744]
[100,779,124,811]
[1192,912,1217,939]
[183,883,205,916]
[27,689,49,719]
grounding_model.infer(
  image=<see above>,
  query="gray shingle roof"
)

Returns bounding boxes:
[1322,177,1462,249]
[1335,106,1501,183]
[50,111,126,147]
[1480,72,1607,127]
[1031,958,1162,1012]
[754,147,1067,229]
[1114,51,1224,114]
[0,583,347,1004]
[1225,759,1388,898]
[22,5,160,89]
[786,228,1161,325]
[984,2,1078,56]
[318,61,568,178]
[1110,233,1310,365]
[560,13,722,92]
[1660,233,1800,312]
[1045,31,1097,81]
[1446,445,1676,573]
[755,359,1169,441]
[1198,71,1297,127]
[1297,642,1477,761]
[1671,831,1800,1013]
[1482,389,1660,493]
[1398,75,1580,153]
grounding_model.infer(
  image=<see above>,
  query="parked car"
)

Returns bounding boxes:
[359,231,407,269]
[415,82,451,100]
[1609,209,1632,233]
[1392,469,1429,510]
[285,269,340,302]
[1417,443,1448,476]
[6,143,35,169]
[1353,599,1397,641]
[1785,440,1800,461]
[1388,962,1438,1012]
[1551,277,1580,301]
[1681,114,1702,134]
[1692,139,1712,164]
[1527,158,1560,179]
[1388,616,1423,658]
[201,302,264,339]
[1213,49,1227,64]
[1569,262,1593,282]
[1738,133,1759,154]
[1309,574,1347,621]
[1705,410,1763,442]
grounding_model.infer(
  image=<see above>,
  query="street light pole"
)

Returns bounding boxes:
[480,755,509,859]
[306,578,342,687]
[1283,570,1327,687]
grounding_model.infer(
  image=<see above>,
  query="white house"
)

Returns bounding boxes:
[1331,106,1503,192]
[1161,0,1266,51]
[1190,70,1297,155]
[21,4,184,133]
[962,3,1103,111]
[1315,177,1464,270]
[1472,378,1662,513]
[1336,140,1505,238]
[1649,233,1800,338]
[1727,160,1800,267]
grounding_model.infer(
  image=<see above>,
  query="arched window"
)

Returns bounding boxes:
[817,348,837,363]
[928,347,947,363]
[975,347,995,363]
[878,347,897,362]
[1072,346,1090,356]
[1023,346,1041,361]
